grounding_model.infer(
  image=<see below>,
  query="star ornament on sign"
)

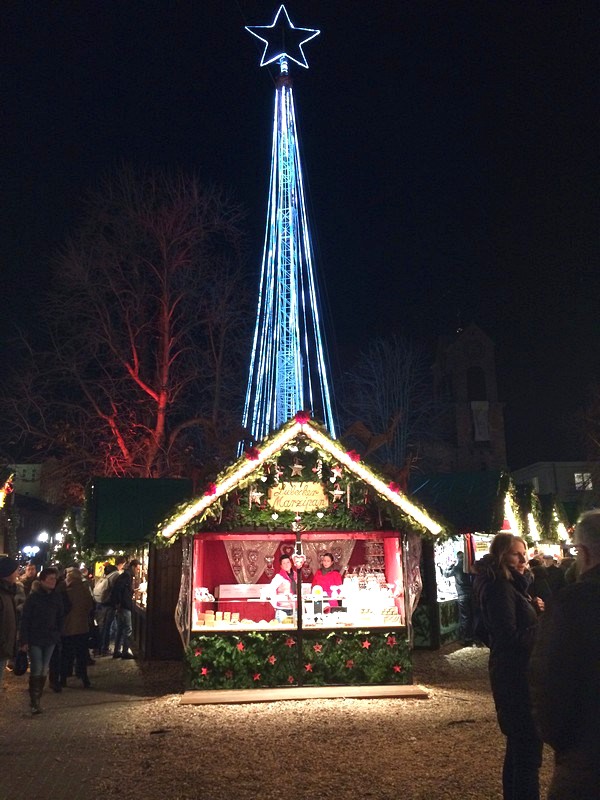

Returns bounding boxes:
[245,4,320,69]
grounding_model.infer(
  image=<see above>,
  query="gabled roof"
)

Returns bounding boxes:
[408,470,509,534]
[159,416,444,541]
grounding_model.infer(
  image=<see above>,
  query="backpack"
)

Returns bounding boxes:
[93,576,112,604]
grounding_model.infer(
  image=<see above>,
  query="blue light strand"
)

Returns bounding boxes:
[241,69,337,445]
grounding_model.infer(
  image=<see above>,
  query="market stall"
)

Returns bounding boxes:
[156,415,446,690]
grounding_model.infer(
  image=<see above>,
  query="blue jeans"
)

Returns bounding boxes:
[29,644,56,677]
[114,609,133,655]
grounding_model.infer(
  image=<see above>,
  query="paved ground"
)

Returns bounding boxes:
[0,653,183,800]
[0,646,553,800]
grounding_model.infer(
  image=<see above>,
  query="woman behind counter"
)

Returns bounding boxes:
[312,552,343,608]
[269,555,296,622]
[474,533,544,800]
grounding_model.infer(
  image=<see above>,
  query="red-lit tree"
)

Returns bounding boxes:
[2,167,252,497]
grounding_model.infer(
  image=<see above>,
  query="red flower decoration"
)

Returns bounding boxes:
[253,673,261,681]
[236,642,245,651]
[201,667,209,676]
[361,639,371,649]
[345,659,354,669]
[194,648,202,657]
[346,449,361,462]
[268,654,277,665]
[386,636,397,647]
[285,637,296,648]
[393,665,403,673]
[245,447,261,461]
[288,675,295,684]
[295,411,311,424]
[205,482,218,496]
[388,481,401,494]
[304,663,313,672]
[313,643,323,653]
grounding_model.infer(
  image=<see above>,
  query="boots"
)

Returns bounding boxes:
[28,675,46,714]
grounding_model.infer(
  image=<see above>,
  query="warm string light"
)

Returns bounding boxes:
[161,421,442,539]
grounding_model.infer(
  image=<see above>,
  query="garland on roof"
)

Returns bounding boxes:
[153,418,449,546]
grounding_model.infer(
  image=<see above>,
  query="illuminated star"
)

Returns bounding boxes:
[345,659,354,669]
[313,643,323,653]
[250,489,264,504]
[287,675,295,684]
[194,649,202,657]
[393,665,403,673]
[245,5,320,70]
[304,663,313,672]
[329,484,344,502]
[290,462,304,476]
[331,464,343,480]
[236,641,245,651]
[268,654,277,665]
[361,639,371,650]
[201,667,209,676]
[253,673,261,681]
[386,636,397,647]
[285,637,296,648]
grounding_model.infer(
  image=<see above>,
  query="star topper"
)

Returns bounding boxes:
[245,4,320,69]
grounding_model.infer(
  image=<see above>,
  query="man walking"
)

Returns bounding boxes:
[0,556,19,690]
[530,510,600,799]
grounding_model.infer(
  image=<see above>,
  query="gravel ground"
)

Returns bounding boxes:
[93,644,553,800]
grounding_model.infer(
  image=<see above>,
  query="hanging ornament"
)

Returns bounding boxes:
[331,464,343,480]
[329,483,344,502]
[290,460,304,477]
[249,487,264,505]
[312,459,323,479]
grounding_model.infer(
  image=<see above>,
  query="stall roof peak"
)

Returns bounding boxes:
[158,417,444,540]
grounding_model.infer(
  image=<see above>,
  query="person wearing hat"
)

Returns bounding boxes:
[0,556,19,690]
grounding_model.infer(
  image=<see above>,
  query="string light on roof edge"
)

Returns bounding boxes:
[241,5,336,447]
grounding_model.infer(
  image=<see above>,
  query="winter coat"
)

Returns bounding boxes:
[0,578,18,659]
[269,569,295,611]
[529,563,600,798]
[62,573,94,636]
[444,559,473,597]
[474,565,539,736]
[20,580,65,648]
[111,567,139,612]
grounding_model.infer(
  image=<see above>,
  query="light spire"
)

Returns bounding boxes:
[241,6,336,445]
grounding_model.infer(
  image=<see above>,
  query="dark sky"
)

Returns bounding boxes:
[2,1,597,469]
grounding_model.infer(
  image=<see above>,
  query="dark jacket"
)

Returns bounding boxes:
[0,578,18,659]
[529,563,600,798]
[445,558,473,597]
[474,565,539,735]
[20,580,65,647]
[111,568,134,612]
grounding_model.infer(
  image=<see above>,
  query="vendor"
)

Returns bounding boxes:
[269,555,296,622]
[312,552,343,608]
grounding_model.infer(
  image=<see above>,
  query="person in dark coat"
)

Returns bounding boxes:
[530,510,600,799]
[474,533,543,800]
[444,551,475,645]
[19,567,65,714]
[112,559,140,660]
[527,558,552,606]
[0,556,19,690]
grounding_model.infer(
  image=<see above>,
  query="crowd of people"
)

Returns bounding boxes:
[3,522,599,799]
[0,556,140,714]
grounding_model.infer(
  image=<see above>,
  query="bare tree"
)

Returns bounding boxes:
[340,336,439,482]
[2,166,252,496]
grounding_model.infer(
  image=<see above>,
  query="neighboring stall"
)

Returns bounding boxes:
[408,471,523,648]
[156,415,447,690]
[86,477,192,659]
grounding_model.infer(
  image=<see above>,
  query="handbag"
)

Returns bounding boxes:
[13,649,28,676]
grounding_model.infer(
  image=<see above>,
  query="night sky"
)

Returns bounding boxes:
[2,1,597,469]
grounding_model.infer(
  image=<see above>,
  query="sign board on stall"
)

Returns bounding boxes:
[268,482,328,512]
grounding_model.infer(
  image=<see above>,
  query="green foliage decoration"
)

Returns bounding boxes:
[185,629,412,690]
